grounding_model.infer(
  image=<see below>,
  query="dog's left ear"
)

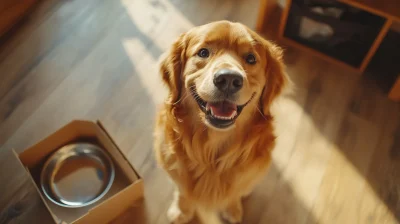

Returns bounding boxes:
[260,41,289,116]
[159,33,187,105]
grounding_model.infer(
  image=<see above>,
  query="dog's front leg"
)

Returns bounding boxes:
[221,198,243,224]
[167,190,195,224]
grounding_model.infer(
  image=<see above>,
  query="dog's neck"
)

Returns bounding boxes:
[169,103,273,170]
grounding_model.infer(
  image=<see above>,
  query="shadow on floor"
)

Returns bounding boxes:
[282,44,400,222]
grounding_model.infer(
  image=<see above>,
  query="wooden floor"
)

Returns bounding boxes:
[0,0,399,223]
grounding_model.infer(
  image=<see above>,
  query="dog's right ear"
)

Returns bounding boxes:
[159,33,187,105]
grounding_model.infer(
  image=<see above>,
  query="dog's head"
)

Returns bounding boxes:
[160,21,288,131]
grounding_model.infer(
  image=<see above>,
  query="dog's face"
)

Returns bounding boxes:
[161,21,288,130]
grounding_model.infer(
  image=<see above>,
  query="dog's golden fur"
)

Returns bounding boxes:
[154,21,288,223]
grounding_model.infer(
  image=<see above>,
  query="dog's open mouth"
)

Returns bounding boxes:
[190,87,255,129]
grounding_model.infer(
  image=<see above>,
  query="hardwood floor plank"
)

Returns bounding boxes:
[0,0,106,100]
[0,0,141,146]
[259,58,359,224]
[0,0,60,61]
[0,148,54,224]
[310,114,382,224]
[310,74,400,224]
[361,102,400,223]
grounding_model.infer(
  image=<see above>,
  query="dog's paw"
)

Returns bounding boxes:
[242,189,253,198]
[221,201,243,224]
[221,211,242,224]
[167,202,193,224]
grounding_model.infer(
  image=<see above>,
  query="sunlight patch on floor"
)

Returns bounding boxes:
[120,0,194,105]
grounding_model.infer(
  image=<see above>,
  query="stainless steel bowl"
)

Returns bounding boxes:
[40,143,115,208]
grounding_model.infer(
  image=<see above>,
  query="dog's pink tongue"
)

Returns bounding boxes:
[208,101,237,117]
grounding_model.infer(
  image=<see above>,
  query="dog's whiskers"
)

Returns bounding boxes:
[252,104,258,116]
[193,94,202,101]
[201,125,208,133]
[256,106,268,121]
[171,85,197,105]
[175,93,190,105]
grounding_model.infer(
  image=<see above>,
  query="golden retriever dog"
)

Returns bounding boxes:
[154,20,289,224]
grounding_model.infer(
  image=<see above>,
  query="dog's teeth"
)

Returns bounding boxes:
[210,109,214,116]
[230,111,237,119]
[211,113,237,120]
[206,104,210,111]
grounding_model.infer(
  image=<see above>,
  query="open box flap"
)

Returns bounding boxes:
[11,149,59,224]
[73,179,144,224]
[19,120,97,168]
[96,120,142,179]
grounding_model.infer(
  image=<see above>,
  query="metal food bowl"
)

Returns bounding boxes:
[40,143,115,208]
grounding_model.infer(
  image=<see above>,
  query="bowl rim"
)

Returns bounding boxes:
[40,142,115,208]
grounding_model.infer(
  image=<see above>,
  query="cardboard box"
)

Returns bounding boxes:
[12,120,144,223]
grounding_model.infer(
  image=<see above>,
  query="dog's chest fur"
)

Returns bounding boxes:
[158,117,276,207]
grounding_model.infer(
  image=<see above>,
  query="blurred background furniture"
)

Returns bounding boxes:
[389,76,400,101]
[257,0,400,101]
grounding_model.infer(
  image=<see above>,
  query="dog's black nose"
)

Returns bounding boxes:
[213,69,243,94]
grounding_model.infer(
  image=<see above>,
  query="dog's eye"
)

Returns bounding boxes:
[245,53,256,65]
[197,48,210,58]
